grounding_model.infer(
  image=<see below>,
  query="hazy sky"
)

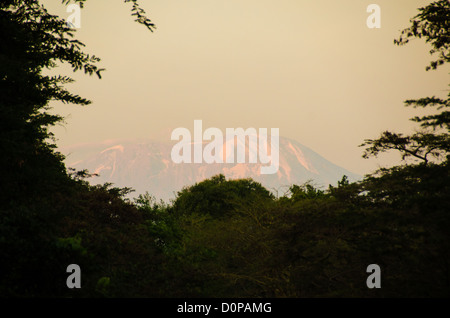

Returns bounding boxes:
[44,0,448,176]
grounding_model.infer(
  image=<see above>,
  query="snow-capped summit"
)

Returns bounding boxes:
[61,137,361,201]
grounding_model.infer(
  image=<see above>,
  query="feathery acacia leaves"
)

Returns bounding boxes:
[363,0,450,166]
[394,0,450,71]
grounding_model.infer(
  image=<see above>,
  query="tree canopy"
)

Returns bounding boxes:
[0,0,449,298]
[361,0,450,167]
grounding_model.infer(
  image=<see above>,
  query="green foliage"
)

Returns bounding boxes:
[61,0,156,31]
[286,182,326,201]
[125,0,156,32]
[134,192,183,255]
[172,174,274,218]
[0,0,158,297]
[362,0,449,167]
[394,0,450,71]
[56,236,88,256]
[361,131,449,164]
[1,0,449,298]
[143,1,450,297]
[95,276,110,296]
[148,172,449,297]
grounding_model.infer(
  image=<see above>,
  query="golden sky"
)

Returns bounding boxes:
[44,0,449,175]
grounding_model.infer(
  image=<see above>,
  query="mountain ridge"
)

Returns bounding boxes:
[61,137,362,201]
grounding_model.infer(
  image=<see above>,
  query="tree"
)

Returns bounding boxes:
[357,1,450,297]
[0,0,155,296]
[172,174,274,218]
[361,0,450,166]
[0,0,155,222]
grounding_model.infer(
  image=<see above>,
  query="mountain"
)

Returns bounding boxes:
[60,137,361,201]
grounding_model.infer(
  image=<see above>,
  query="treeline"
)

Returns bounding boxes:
[1,0,449,297]
[2,167,449,297]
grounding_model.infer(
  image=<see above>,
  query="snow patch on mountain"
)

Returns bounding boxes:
[61,137,361,201]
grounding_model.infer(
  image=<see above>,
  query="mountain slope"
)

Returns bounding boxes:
[61,137,361,201]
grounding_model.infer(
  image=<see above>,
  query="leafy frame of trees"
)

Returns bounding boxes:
[0,0,448,298]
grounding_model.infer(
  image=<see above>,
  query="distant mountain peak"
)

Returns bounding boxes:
[61,137,361,201]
